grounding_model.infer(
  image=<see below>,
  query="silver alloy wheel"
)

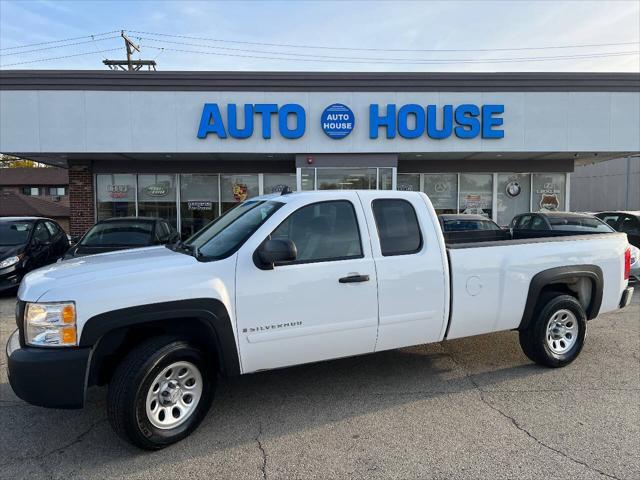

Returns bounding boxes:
[546,309,579,354]
[145,361,203,430]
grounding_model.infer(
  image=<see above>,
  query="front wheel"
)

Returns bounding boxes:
[519,293,587,368]
[107,336,215,449]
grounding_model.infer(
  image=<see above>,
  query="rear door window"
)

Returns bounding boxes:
[270,200,363,263]
[372,199,422,256]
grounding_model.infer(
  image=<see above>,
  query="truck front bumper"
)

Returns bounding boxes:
[620,286,634,309]
[6,329,91,409]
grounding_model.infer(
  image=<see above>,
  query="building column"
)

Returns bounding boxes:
[68,162,95,237]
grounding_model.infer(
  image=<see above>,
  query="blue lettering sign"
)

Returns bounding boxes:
[426,105,453,139]
[482,104,505,138]
[197,103,306,140]
[397,104,425,139]
[368,103,503,140]
[197,104,227,139]
[278,104,306,139]
[370,104,396,139]
[197,102,504,141]
[228,104,254,139]
[454,104,481,139]
[321,103,355,139]
[253,104,278,139]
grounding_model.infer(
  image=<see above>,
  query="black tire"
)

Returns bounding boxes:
[107,336,215,450]
[519,293,587,368]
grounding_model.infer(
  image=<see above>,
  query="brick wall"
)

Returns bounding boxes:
[68,163,95,237]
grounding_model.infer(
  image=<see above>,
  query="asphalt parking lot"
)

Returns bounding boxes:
[0,292,638,480]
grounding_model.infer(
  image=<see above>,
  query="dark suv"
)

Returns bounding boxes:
[0,217,69,292]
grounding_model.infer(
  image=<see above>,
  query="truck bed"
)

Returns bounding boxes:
[445,232,628,339]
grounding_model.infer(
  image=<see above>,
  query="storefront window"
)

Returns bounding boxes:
[220,174,259,213]
[96,174,136,220]
[180,174,219,239]
[264,173,297,194]
[300,168,315,191]
[532,173,566,212]
[424,174,458,214]
[396,173,421,192]
[316,168,377,190]
[459,174,493,218]
[497,173,531,226]
[379,168,394,190]
[137,174,177,226]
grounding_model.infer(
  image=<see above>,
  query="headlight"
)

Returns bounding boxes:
[25,302,77,347]
[0,255,21,269]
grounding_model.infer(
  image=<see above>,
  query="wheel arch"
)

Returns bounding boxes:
[81,299,240,387]
[518,265,603,331]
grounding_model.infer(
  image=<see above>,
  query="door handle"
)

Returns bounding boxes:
[339,274,370,283]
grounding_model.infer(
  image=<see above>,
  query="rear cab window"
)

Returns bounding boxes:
[372,199,422,256]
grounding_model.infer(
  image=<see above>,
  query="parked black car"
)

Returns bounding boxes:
[510,212,614,239]
[64,217,180,259]
[594,211,640,248]
[0,217,70,292]
[438,214,510,243]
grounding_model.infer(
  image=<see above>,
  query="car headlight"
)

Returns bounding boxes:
[0,255,21,269]
[25,302,77,347]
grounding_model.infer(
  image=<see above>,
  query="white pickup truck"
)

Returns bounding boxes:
[6,190,634,449]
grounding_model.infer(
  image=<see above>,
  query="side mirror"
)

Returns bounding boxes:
[256,239,297,269]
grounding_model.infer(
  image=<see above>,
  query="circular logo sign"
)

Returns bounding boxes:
[505,181,522,198]
[321,104,355,139]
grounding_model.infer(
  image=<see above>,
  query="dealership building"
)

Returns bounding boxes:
[1,70,638,237]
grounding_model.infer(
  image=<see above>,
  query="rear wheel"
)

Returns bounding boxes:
[519,293,587,368]
[107,336,215,449]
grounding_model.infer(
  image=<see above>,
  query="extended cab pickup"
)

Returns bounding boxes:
[6,191,634,449]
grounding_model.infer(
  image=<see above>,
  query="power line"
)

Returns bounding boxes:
[0,31,120,51]
[127,29,640,53]
[0,48,121,67]
[135,36,640,63]
[0,36,120,57]
[140,44,639,65]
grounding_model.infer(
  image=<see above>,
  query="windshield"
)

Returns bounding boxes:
[549,217,614,233]
[443,219,501,232]
[186,200,283,260]
[80,221,154,247]
[0,221,33,246]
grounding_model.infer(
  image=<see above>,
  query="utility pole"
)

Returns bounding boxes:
[103,31,157,71]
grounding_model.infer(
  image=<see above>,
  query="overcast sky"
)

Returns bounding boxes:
[0,0,638,72]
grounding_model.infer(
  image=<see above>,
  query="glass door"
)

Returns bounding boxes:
[298,167,394,191]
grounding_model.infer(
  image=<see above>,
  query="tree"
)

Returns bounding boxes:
[0,154,45,168]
